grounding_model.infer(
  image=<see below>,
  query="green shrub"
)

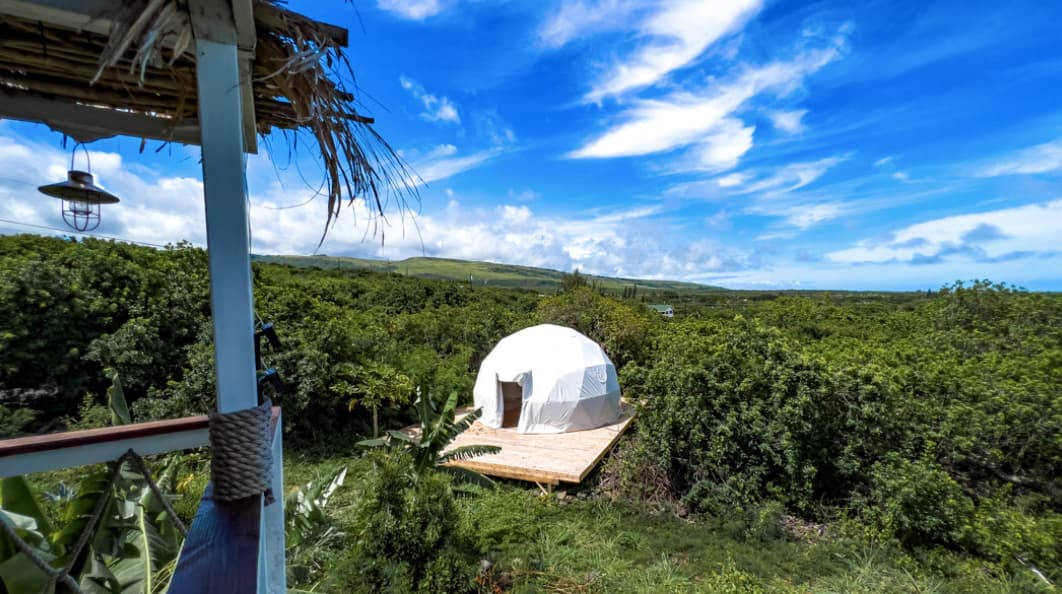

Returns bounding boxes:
[0,404,36,438]
[630,317,854,514]
[963,490,1061,580]
[860,456,973,547]
[331,451,478,593]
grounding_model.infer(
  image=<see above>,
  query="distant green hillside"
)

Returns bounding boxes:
[252,254,724,294]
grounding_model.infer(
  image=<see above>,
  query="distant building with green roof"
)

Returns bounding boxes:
[648,304,674,318]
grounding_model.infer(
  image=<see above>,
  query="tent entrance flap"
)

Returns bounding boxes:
[499,381,522,428]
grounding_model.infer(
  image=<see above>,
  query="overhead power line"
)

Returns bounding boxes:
[0,215,168,248]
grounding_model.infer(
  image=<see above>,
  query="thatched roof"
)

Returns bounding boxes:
[0,0,412,237]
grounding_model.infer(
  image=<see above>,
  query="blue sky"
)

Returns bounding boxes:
[2,0,1061,290]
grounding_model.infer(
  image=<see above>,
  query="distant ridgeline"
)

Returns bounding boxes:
[251,254,725,295]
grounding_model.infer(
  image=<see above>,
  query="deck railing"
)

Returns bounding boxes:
[0,408,286,594]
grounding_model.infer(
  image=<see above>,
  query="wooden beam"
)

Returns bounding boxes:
[0,415,209,477]
[239,56,258,153]
[0,90,201,145]
[232,0,256,52]
[254,3,348,48]
[188,0,258,152]
[0,0,113,36]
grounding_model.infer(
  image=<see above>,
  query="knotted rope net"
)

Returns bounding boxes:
[0,450,188,594]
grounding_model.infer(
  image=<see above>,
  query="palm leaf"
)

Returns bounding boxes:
[440,466,496,489]
[437,445,500,464]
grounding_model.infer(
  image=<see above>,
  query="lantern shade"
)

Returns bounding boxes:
[38,170,120,205]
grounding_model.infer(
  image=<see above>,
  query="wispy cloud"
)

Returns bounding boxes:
[828,199,1062,264]
[730,156,847,194]
[569,42,843,170]
[974,138,1062,177]
[377,0,444,20]
[768,109,807,134]
[538,0,643,49]
[400,76,460,124]
[584,0,762,102]
[408,145,502,186]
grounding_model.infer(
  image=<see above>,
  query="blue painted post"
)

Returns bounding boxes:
[264,412,286,593]
[195,37,286,594]
[195,38,258,415]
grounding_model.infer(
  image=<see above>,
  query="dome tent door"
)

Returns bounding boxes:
[499,380,523,428]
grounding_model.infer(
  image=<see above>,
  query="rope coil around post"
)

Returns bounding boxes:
[208,399,274,504]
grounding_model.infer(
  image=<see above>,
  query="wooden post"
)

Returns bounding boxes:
[195,37,257,416]
[194,31,286,593]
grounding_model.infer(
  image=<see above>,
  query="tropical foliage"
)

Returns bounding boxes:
[358,391,500,482]
[0,372,185,594]
[1,234,1061,589]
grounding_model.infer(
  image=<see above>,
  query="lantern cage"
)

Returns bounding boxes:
[38,144,121,232]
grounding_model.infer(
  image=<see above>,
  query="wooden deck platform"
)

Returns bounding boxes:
[414,403,635,487]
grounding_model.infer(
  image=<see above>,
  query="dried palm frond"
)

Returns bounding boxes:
[2,0,415,245]
[252,2,417,246]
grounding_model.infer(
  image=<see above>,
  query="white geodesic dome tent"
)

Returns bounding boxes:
[473,324,622,434]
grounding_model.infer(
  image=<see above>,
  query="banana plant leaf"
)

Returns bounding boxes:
[106,370,131,426]
[0,551,55,594]
[0,476,53,549]
[52,467,115,581]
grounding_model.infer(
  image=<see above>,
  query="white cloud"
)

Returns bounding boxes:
[768,109,807,134]
[569,43,842,170]
[408,146,501,186]
[425,143,458,158]
[585,0,762,102]
[828,199,1062,264]
[399,76,460,124]
[0,130,739,283]
[499,205,531,225]
[538,0,644,48]
[779,202,845,229]
[246,190,705,279]
[892,171,910,182]
[715,172,748,188]
[974,138,1062,177]
[0,135,208,246]
[732,156,846,194]
[378,0,444,20]
[705,209,731,230]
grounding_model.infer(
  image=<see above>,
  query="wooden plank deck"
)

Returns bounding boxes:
[411,403,635,486]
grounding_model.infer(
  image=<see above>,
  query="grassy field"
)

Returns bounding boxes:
[253,254,724,294]
[280,447,1049,594]
[20,444,1049,593]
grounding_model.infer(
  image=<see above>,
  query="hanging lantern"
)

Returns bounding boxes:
[38,144,121,232]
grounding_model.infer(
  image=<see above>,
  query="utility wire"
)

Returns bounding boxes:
[0,217,169,249]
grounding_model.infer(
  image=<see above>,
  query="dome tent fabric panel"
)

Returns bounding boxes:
[473,324,622,434]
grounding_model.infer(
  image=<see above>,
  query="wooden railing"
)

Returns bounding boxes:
[0,408,286,594]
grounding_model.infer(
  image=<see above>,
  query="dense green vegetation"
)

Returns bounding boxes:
[2,234,1060,592]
